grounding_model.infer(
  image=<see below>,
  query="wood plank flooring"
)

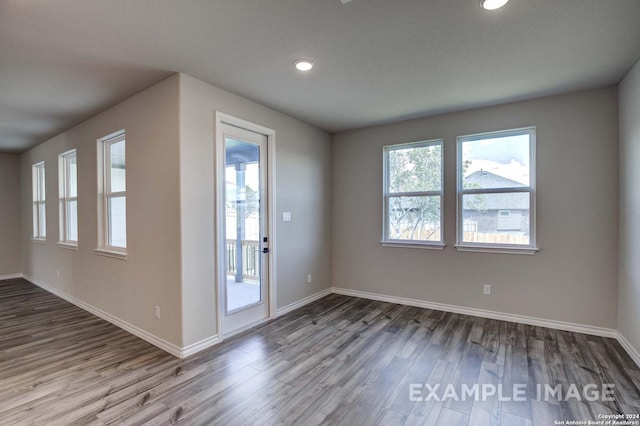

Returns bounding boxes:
[0,278,638,425]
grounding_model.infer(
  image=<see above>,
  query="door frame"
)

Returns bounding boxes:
[215,112,277,339]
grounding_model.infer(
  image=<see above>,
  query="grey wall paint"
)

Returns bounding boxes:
[618,60,640,353]
[19,75,183,346]
[14,72,332,351]
[179,74,332,346]
[0,153,21,276]
[333,87,619,329]
[11,68,627,353]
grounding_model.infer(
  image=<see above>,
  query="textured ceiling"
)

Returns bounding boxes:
[1,0,639,153]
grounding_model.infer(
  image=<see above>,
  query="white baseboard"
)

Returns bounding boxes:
[181,334,221,358]
[222,316,273,340]
[276,288,333,316]
[13,273,639,367]
[616,331,640,368]
[0,273,23,281]
[331,287,619,339]
[19,273,330,359]
[22,274,186,358]
[25,273,220,358]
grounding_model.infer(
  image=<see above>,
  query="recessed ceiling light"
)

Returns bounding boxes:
[294,60,314,72]
[480,0,509,10]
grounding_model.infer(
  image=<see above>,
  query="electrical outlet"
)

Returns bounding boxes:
[307,274,312,284]
[483,284,492,295]
[155,305,161,319]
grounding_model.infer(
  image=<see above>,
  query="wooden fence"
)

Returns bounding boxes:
[462,232,529,245]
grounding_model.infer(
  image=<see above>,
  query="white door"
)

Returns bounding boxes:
[218,122,270,337]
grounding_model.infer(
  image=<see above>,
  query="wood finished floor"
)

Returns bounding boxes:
[0,279,639,426]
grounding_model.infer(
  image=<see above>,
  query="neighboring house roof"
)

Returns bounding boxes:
[465,170,527,189]
[463,171,529,211]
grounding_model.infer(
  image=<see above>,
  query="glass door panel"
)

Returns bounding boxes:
[224,138,262,313]
[218,121,269,338]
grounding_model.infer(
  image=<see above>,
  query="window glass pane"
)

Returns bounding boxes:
[388,196,441,241]
[461,192,530,245]
[33,204,38,237]
[66,200,78,242]
[110,140,126,192]
[38,203,46,238]
[38,166,45,201]
[69,154,77,198]
[389,144,441,193]
[108,196,127,248]
[462,133,530,189]
[32,168,38,202]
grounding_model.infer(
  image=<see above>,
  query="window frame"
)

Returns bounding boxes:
[382,139,445,249]
[456,127,537,255]
[32,161,46,241]
[58,149,78,249]
[95,131,127,259]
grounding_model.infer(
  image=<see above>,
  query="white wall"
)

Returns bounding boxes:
[333,87,619,329]
[20,75,183,346]
[179,74,332,347]
[0,153,21,277]
[618,59,640,353]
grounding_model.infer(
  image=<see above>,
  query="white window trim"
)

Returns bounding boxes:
[94,248,128,260]
[96,130,127,258]
[32,161,46,241]
[382,139,445,248]
[454,244,538,255]
[57,242,79,251]
[58,149,78,247]
[456,127,538,255]
[380,241,445,250]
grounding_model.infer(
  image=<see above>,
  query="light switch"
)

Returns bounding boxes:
[282,211,292,222]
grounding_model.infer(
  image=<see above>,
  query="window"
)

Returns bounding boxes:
[457,127,536,253]
[383,139,444,247]
[58,150,78,247]
[32,162,46,240]
[96,131,127,257]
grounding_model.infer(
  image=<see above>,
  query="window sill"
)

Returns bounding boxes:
[380,241,446,250]
[94,248,127,260]
[455,245,538,255]
[57,242,78,251]
[31,238,47,244]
